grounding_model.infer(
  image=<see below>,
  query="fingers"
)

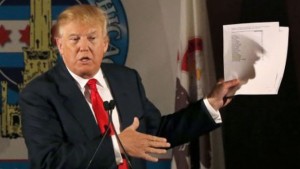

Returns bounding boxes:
[224,79,240,98]
[217,79,224,84]
[147,138,170,148]
[142,153,159,162]
[145,147,167,154]
[119,126,171,162]
[140,133,171,150]
[217,79,240,96]
[128,117,139,130]
[224,79,240,89]
[140,144,170,162]
[207,78,240,110]
[223,96,234,106]
[144,134,168,144]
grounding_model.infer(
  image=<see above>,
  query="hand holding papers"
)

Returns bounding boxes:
[223,22,289,95]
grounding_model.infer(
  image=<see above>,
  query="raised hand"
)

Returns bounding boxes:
[207,79,240,110]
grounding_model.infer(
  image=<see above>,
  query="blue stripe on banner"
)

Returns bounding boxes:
[0,6,69,20]
[0,53,24,68]
[8,88,19,104]
[52,6,69,19]
[146,160,171,169]
[0,6,30,20]
[0,161,29,169]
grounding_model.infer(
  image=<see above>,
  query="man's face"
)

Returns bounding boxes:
[56,21,108,79]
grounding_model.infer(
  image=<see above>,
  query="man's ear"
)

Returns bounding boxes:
[55,37,63,56]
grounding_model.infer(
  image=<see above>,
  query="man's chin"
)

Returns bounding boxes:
[76,69,99,79]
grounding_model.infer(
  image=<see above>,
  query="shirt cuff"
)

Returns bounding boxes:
[203,98,222,124]
[112,135,123,164]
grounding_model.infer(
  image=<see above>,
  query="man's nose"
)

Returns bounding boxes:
[78,38,90,51]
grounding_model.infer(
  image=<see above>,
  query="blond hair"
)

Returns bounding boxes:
[55,4,108,38]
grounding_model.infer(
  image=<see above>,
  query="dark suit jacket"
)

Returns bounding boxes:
[19,61,219,169]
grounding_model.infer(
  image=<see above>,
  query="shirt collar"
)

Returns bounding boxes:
[67,68,107,90]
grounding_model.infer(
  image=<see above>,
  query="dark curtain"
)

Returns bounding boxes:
[207,0,300,169]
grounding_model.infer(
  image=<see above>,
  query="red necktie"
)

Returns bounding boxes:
[87,79,128,169]
[87,79,112,134]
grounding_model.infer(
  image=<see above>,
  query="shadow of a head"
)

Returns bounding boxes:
[238,35,266,85]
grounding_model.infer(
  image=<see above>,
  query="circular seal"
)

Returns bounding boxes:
[90,0,129,65]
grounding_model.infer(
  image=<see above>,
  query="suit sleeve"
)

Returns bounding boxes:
[157,100,221,147]
[131,69,220,147]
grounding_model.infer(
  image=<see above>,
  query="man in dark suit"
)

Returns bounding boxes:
[19,4,240,169]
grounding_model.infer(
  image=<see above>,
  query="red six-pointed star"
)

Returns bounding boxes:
[19,25,30,46]
[0,25,11,47]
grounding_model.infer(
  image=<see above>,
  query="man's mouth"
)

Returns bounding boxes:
[79,56,91,63]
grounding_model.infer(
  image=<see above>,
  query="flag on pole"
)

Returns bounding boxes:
[171,0,225,169]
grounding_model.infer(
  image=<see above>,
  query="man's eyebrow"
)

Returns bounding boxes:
[87,31,97,36]
[67,31,97,37]
[68,33,79,37]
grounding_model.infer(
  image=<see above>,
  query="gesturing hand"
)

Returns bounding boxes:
[207,79,240,110]
[118,117,171,162]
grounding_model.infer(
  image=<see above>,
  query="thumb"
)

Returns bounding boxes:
[128,117,139,131]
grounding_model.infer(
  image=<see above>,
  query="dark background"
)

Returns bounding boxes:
[207,0,300,169]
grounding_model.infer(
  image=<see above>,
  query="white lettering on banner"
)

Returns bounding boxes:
[106,43,120,56]
[95,0,122,57]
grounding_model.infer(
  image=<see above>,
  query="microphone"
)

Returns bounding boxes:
[105,100,134,169]
[85,101,114,169]
[103,100,115,113]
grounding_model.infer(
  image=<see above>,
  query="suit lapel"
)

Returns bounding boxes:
[101,64,134,130]
[54,62,100,140]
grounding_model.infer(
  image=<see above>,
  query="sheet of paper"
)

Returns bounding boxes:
[223,22,289,95]
[274,27,289,92]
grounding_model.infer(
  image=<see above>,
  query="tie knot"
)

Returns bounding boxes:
[87,78,97,90]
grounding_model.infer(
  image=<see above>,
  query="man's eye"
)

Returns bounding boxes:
[88,37,96,41]
[70,37,80,41]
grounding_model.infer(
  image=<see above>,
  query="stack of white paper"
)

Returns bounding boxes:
[223,22,289,95]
